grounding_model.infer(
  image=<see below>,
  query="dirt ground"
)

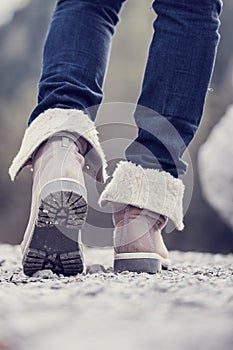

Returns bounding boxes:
[0,244,232,350]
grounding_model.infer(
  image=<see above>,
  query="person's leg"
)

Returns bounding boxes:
[100,0,222,273]
[29,0,126,125]
[126,0,222,178]
[10,0,126,276]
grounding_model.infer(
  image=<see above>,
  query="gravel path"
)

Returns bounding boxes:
[0,244,232,350]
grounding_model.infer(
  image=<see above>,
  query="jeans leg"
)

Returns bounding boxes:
[28,0,126,125]
[126,0,222,178]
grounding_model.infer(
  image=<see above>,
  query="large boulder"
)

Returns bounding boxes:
[198,105,233,230]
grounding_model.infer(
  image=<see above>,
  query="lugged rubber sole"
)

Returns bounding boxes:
[114,253,168,274]
[23,189,87,277]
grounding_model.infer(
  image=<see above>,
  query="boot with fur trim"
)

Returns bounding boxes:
[99,161,185,273]
[9,109,108,276]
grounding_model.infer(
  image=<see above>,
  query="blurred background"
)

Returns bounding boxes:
[0,0,233,253]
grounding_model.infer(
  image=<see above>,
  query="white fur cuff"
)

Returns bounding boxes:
[9,108,108,183]
[99,161,185,231]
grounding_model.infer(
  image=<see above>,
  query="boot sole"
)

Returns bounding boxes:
[23,182,87,277]
[114,253,171,274]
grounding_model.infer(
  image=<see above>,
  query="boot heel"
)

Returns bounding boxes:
[114,253,162,274]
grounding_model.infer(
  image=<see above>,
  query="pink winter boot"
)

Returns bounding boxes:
[21,133,88,276]
[9,108,108,276]
[100,161,185,274]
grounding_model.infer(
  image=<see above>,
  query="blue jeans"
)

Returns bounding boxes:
[29,0,222,178]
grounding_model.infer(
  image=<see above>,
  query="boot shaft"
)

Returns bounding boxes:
[32,133,87,191]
